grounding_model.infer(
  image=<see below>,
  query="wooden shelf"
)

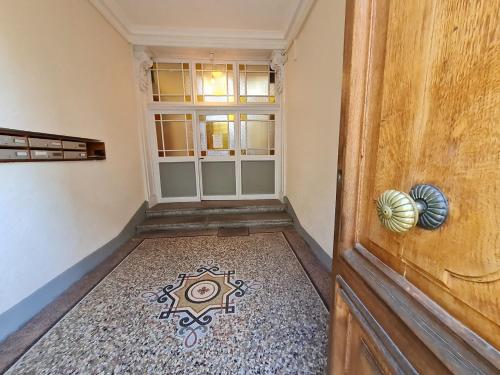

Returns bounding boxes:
[0,127,106,163]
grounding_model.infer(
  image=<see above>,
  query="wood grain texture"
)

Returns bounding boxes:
[356,0,500,346]
[340,248,499,374]
[334,276,418,375]
[330,0,500,372]
[401,0,500,335]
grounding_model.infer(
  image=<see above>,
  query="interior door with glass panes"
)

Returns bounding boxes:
[152,112,200,202]
[239,113,278,199]
[148,58,280,202]
[198,113,238,200]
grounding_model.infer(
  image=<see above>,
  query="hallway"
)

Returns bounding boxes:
[2,0,497,373]
[2,229,330,374]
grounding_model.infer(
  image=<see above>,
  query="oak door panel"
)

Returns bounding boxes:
[356,0,500,346]
[333,277,418,375]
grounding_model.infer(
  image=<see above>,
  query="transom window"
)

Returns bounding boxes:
[239,64,275,103]
[151,63,192,103]
[149,61,276,104]
[196,63,234,103]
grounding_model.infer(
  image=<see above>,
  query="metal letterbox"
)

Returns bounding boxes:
[28,138,62,149]
[30,150,63,159]
[0,149,30,160]
[64,151,87,159]
[0,135,28,147]
[62,141,86,150]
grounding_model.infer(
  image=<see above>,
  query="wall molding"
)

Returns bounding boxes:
[0,201,148,343]
[90,0,315,49]
[284,196,332,272]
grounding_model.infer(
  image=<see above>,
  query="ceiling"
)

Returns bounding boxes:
[90,0,315,49]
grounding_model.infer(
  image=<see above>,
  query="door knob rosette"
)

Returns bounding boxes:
[376,184,449,233]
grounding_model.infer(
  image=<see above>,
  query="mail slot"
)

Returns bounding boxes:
[30,150,63,159]
[0,135,28,147]
[64,151,87,159]
[28,137,62,149]
[0,149,30,160]
[62,141,87,150]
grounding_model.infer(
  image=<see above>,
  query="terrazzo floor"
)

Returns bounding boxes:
[5,233,329,374]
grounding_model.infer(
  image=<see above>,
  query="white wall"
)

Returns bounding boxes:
[284,0,345,257]
[0,0,145,315]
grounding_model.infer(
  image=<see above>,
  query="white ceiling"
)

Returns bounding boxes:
[90,0,315,49]
[149,46,273,60]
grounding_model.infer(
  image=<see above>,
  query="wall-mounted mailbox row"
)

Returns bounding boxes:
[0,129,105,163]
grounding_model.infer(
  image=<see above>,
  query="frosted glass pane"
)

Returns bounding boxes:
[202,72,227,95]
[247,121,268,149]
[162,114,185,121]
[160,95,184,102]
[195,63,234,103]
[206,122,229,150]
[269,122,275,149]
[246,72,269,96]
[187,124,194,150]
[157,63,182,70]
[241,161,275,195]
[158,70,184,95]
[199,114,235,154]
[155,121,163,151]
[246,65,269,72]
[159,162,197,197]
[183,73,191,97]
[202,161,236,196]
[163,122,187,150]
[151,71,159,95]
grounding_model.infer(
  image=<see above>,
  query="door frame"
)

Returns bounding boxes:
[146,58,283,204]
[328,0,499,373]
[197,109,240,201]
[147,106,282,203]
[147,109,201,203]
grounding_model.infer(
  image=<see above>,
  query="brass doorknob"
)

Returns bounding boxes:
[376,184,449,233]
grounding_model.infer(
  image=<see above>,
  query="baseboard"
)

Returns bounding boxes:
[284,196,333,272]
[0,200,147,343]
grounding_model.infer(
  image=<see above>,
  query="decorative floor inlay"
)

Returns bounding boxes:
[6,233,328,374]
[141,263,254,349]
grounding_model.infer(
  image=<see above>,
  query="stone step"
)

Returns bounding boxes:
[137,211,293,232]
[146,199,286,218]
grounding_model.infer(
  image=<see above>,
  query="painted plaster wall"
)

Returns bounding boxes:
[0,1,144,315]
[284,0,345,257]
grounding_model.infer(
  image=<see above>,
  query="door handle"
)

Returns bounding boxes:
[376,184,449,233]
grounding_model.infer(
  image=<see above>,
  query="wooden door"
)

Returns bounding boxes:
[330,0,500,374]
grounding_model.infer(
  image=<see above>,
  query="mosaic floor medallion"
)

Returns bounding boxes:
[141,264,249,349]
[6,234,328,374]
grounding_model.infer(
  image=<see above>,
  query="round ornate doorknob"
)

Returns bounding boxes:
[376,184,449,233]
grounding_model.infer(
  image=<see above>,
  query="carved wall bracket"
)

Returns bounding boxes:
[133,46,154,92]
[270,49,286,95]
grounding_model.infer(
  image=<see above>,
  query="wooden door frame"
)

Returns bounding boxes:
[327,0,499,373]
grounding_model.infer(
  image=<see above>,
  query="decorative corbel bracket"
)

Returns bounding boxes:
[133,46,153,92]
[270,49,286,95]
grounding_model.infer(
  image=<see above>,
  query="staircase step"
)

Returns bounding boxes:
[137,211,293,232]
[146,199,286,218]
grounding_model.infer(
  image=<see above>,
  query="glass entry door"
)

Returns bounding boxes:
[152,113,200,202]
[198,113,238,199]
[151,111,279,203]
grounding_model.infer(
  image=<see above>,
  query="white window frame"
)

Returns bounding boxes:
[146,58,282,203]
